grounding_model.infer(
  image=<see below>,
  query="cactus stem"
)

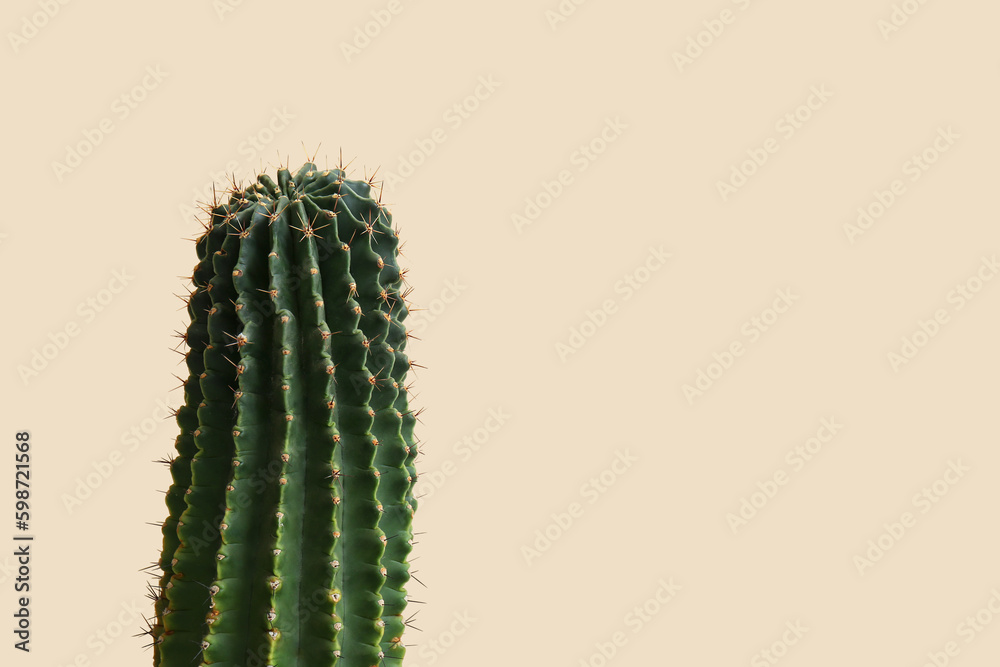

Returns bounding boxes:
[152,161,418,667]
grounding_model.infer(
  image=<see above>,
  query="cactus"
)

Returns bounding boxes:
[142,160,420,667]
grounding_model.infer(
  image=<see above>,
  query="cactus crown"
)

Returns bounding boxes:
[145,161,419,667]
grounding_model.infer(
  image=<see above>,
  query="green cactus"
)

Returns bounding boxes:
[143,160,420,667]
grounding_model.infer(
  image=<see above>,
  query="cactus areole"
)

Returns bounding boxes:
[145,162,419,667]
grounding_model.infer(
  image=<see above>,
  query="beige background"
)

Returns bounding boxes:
[3,1,999,665]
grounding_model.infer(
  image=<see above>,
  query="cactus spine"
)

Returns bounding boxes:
[145,161,419,667]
